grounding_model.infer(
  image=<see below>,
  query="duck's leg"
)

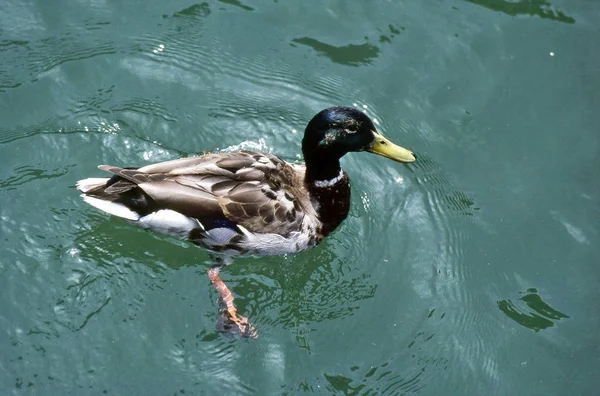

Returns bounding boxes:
[208,261,257,338]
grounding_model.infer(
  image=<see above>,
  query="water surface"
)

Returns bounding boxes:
[1,0,598,394]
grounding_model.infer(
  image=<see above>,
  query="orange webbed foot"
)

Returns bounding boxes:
[216,309,258,339]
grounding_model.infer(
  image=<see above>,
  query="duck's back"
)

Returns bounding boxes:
[78,150,321,256]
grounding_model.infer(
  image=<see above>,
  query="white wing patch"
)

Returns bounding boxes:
[138,209,199,237]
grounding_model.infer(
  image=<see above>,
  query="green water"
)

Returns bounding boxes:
[1,0,598,394]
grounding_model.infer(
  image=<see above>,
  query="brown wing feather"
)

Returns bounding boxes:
[216,157,306,235]
[137,180,223,219]
[104,180,137,194]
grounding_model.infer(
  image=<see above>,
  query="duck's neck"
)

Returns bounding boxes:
[304,155,351,237]
[303,153,343,183]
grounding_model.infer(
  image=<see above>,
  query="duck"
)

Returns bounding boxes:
[76,106,415,338]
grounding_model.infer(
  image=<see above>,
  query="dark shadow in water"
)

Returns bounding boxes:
[498,288,569,332]
[169,2,211,19]
[464,0,575,24]
[291,38,379,66]
[378,24,406,44]
[219,0,254,12]
[75,217,201,272]
[291,24,404,67]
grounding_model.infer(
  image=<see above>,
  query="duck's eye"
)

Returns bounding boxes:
[346,124,358,133]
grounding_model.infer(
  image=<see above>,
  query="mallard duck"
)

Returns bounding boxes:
[77,106,415,338]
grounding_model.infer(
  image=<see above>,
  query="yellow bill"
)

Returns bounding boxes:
[368,131,416,163]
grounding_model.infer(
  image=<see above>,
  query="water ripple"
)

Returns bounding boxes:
[282,313,450,395]
[0,33,115,91]
[219,244,376,347]
[0,164,74,191]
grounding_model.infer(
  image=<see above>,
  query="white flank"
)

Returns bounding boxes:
[76,178,110,193]
[238,230,313,256]
[81,195,140,221]
[138,209,198,237]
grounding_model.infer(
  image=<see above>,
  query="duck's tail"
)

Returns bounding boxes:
[76,176,141,221]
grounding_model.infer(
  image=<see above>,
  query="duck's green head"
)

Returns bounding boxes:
[302,106,416,167]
